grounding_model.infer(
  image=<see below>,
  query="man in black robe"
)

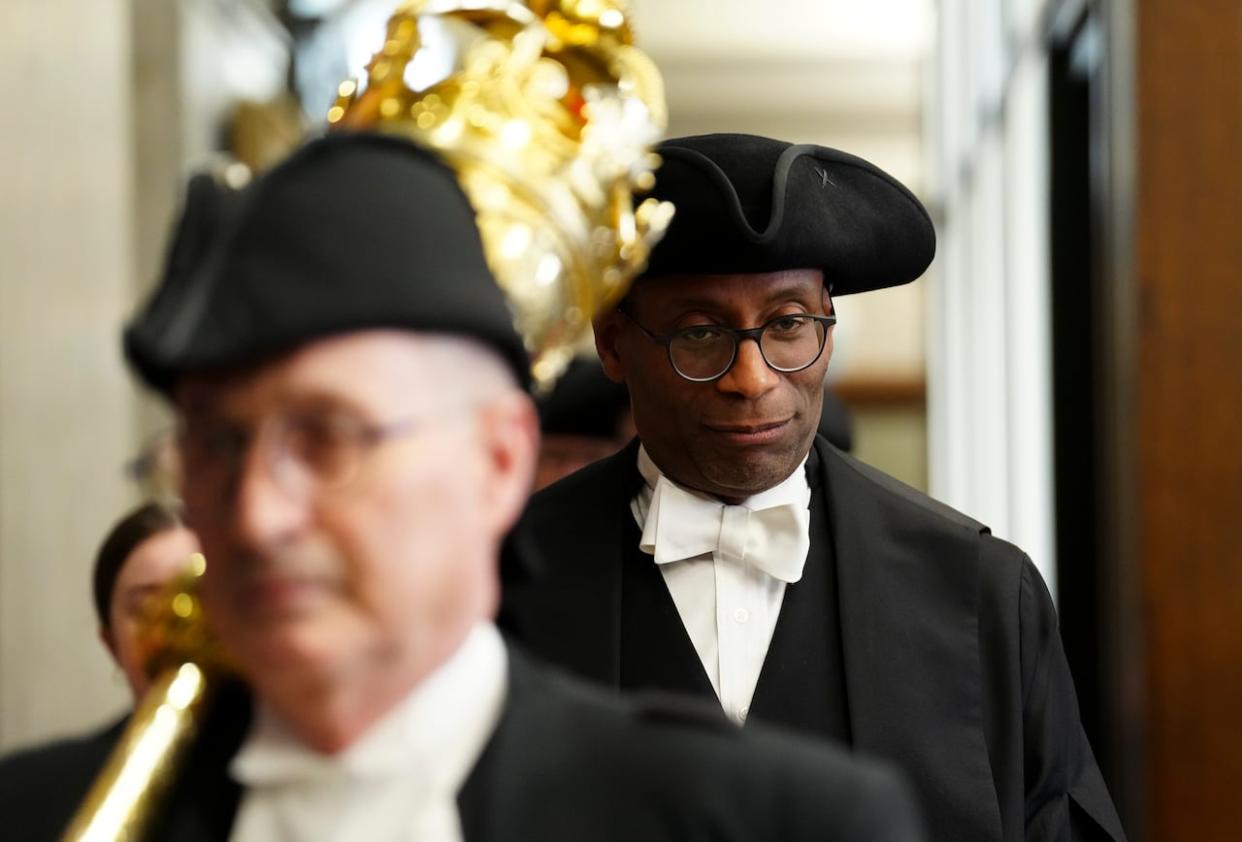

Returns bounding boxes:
[0,133,924,842]
[502,133,1127,842]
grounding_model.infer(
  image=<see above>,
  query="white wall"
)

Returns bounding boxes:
[927,0,1057,592]
[0,0,140,751]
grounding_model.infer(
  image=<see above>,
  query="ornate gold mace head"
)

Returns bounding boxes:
[328,0,674,388]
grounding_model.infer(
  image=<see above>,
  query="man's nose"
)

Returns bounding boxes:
[231,438,310,550]
[715,337,779,398]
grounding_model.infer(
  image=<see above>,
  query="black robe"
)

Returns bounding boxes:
[502,437,1127,842]
[0,645,923,842]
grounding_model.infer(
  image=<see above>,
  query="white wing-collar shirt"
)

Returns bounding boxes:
[229,622,507,842]
[631,445,812,724]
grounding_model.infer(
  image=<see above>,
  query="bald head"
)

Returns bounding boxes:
[406,333,524,410]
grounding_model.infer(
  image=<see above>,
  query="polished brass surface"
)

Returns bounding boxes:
[61,561,230,842]
[330,0,673,388]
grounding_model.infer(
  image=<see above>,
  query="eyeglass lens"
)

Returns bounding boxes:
[174,413,372,503]
[669,316,828,380]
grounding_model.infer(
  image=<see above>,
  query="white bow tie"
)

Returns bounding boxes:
[638,473,811,583]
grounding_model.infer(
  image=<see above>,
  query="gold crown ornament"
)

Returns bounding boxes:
[328,0,674,388]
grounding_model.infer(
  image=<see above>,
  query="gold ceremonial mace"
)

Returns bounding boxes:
[330,0,674,389]
[61,554,229,841]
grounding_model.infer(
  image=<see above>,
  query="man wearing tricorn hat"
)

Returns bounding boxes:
[0,4,927,840]
[503,133,1127,842]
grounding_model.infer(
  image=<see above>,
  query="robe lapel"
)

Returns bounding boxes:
[618,514,718,700]
[820,438,1002,841]
[457,646,563,842]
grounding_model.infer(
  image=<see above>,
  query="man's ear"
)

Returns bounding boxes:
[593,309,627,383]
[477,392,540,536]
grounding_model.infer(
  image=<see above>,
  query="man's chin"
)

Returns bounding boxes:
[697,449,805,499]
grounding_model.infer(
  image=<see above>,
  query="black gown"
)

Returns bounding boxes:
[502,436,1128,842]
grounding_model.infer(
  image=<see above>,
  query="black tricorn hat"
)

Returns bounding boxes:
[636,133,935,295]
[124,132,530,394]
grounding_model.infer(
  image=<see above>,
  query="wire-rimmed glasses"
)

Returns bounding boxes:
[131,411,424,505]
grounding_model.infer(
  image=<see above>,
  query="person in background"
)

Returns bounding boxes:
[503,132,1126,842]
[0,502,200,837]
[533,357,633,490]
[94,501,202,699]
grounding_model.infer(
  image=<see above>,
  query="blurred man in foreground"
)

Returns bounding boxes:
[0,133,924,841]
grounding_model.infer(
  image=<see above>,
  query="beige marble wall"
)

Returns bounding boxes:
[0,0,141,751]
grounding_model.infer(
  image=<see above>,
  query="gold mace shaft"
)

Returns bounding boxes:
[61,663,212,842]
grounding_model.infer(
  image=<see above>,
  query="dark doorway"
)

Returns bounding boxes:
[1047,3,1110,782]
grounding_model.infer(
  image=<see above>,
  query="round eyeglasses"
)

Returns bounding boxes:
[620,309,837,382]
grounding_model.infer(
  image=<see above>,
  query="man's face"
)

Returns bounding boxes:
[174,331,535,701]
[596,269,831,502]
[105,526,201,700]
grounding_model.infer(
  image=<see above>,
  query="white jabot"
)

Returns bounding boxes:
[228,622,507,842]
[632,445,812,724]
